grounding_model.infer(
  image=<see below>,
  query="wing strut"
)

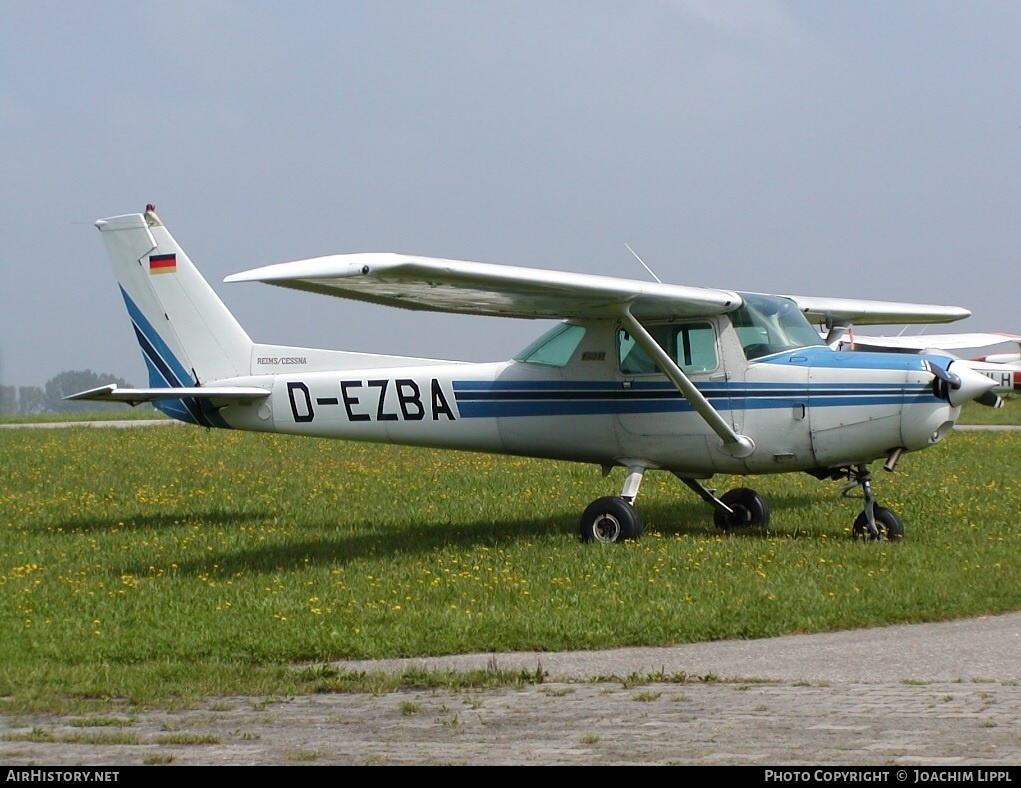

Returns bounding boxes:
[619,311,755,458]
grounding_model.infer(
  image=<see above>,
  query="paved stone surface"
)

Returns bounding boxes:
[953,425,1021,432]
[2,613,1019,766]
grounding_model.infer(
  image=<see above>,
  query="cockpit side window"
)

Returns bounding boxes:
[515,323,586,367]
[618,322,718,375]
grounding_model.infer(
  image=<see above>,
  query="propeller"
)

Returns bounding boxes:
[925,359,1001,408]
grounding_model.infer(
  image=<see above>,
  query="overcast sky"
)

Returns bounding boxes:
[2,1,1020,388]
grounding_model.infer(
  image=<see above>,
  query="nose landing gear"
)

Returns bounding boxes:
[841,464,904,541]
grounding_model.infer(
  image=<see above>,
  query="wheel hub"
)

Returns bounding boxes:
[592,514,622,543]
[726,504,749,527]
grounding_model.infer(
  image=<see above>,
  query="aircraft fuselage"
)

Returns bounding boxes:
[182,318,961,477]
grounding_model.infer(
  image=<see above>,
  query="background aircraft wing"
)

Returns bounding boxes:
[838,332,1021,352]
[225,254,740,320]
[782,294,971,325]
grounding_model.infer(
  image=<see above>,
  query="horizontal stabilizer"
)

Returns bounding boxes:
[66,384,270,407]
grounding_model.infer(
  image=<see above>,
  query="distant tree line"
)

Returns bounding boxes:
[0,370,134,415]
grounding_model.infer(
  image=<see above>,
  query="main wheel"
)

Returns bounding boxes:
[852,506,904,541]
[713,487,770,531]
[579,496,642,543]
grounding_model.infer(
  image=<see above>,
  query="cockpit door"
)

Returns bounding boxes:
[615,319,731,437]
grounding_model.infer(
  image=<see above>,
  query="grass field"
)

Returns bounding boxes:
[1,412,1019,711]
[957,394,1020,424]
[0,408,166,425]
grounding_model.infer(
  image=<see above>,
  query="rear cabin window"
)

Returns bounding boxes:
[617,322,717,375]
[515,323,586,367]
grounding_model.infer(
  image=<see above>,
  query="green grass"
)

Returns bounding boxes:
[0,409,167,425]
[1,420,1019,711]
[155,733,221,745]
[68,716,134,727]
[957,396,1021,425]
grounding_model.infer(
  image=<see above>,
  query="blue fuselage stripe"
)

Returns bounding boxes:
[452,381,936,418]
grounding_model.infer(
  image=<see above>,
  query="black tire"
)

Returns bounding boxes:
[852,506,904,541]
[713,487,770,531]
[579,496,642,543]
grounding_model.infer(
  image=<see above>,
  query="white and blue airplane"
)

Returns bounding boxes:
[69,206,999,543]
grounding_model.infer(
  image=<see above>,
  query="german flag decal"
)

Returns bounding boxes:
[149,253,177,274]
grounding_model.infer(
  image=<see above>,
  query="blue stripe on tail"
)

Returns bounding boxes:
[120,286,229,428]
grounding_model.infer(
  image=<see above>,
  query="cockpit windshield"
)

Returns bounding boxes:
[732,293,824,360]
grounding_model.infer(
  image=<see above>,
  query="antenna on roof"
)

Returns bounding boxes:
[625,243,662,283]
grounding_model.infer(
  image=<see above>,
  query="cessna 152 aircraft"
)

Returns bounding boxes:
[69,207,999,543]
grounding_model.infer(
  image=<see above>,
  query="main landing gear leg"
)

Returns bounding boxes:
[579,465,645,544]
[674,474,770,532]
[841,464,904,542]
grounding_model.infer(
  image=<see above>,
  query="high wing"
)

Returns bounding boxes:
[225,253,973,325]
[225,254,740,320]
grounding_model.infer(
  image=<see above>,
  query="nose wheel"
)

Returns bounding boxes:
[842,465,904,541]
[852,506,904,541]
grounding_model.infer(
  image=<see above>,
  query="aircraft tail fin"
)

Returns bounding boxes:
[96,207,254,387]
[95,207,255,424]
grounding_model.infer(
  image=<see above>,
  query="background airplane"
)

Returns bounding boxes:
[826,328,1020,399]
[70,207,998,543]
